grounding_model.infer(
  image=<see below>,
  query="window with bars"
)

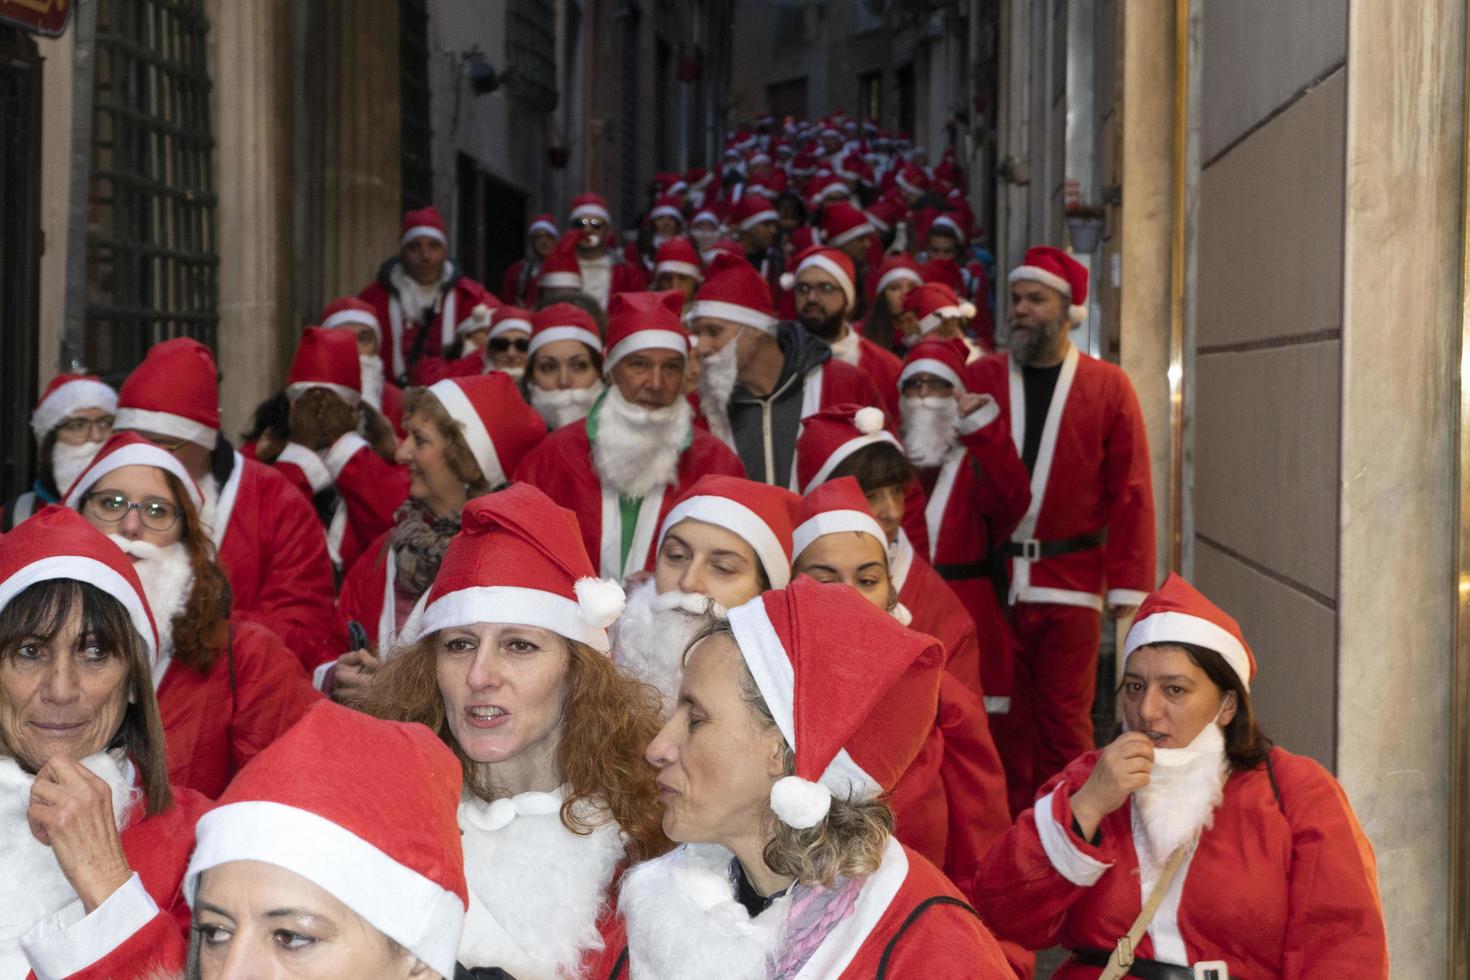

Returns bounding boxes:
[506,0,557,112]
[86,0,218,375]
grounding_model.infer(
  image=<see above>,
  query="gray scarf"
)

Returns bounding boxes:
[391,500,460,597]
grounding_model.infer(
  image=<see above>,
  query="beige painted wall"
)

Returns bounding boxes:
[33,29,74,389]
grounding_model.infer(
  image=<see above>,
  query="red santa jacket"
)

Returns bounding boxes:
[358,259,495,384]
[969,346,1155,610]
[157,620,322,800]
[499,257,540,306]
[971,746,1389,978]
[328,530,422,689]
[272,435,410,576]
[829,327,903,417]
[893,538,981,697]
[514,405,746,580]
[18,782,211,980]
[212,452,336,669]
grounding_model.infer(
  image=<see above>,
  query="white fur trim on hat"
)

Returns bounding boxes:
[827,222,873,247]
[875,266,922,294]
[792,510,887,560]
[604,330,689,374]
[738,208,779,232]
[456,304,494,338]
[528,219,558,238]
[426,379,505,488]
[865,211,893,233]
[64,440,203,512]
[1124,610,1252,690]
[686,300,778,335]
[898,359,964,393]
[285,382,361,408]
[488,317,533,341]
[796,254,855,307]
[570,202,613,224]
[806,429,900,493]
[399,225,447,249]
[931,215,966,242]
[538,271,583,290]
[417,585,614,652]
[1007,264,1073,298]
[0,555,156,660]
[526,324,603,359]
[322,309,381,339]
[660,496,791,588]
[654,260,702,280]
[186,801,464,979]
[918,304,970,336]
[32,379,117,442]
[114,407,217,450]
[649,205,684,224]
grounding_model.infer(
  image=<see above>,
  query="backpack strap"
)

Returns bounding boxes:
[875,896,982,979]
[608,946,629,979]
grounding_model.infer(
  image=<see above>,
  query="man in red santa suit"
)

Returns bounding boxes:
[973,574,1389,978]
[499,212,559,305]
[567,192,647,310]
[785,246,903,416]
[3,373,116,529]
[271,327,409,574]
[357,205,497,386]
[515,290,745,583]
[726,191,784,289]
[319,295,406,439]
[114,337,336,664]
[688,252,883,487]
[971,245,1155,809]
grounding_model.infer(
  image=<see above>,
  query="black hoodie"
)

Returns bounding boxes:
[726,321,831,487]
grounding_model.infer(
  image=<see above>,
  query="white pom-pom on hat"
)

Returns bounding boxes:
[770,775,832,828]
[574,577,626,629]
[779,271,796,291]
[958,301,977,319]
[472,303,492,326]
[854,406,884,435]
[1068,304,1088,324]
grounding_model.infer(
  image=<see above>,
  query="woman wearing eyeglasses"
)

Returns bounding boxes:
[67,432,321,799]
[3,374,117,531]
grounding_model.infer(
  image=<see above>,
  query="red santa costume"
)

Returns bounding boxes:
[357,206,497,385]
[652,236,703,296]
[607,578,1012,979]
[114,338,336,668]
[820,201,885,289]
[782,246,903,417]
[65,434,321,799]
[568,193,648,310]
[516,291,745,581]
[3,373,117,529]
[971,247,1156,803]
[271,327,409,573]
[320,295,406,437]
[973,575,1390,979]
[0,506,212,979]
[331,373,547,684]
[414,486,633,978]
[501,213,559,305]
[186,702,468,979]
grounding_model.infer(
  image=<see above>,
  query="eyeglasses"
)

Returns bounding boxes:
[901,377,956,397]
[82,491,184,532]
[55,415,115,440]
[135,432,190,452]
[573,217,607,231]
[488,336,530,353]
[794,281,843,298]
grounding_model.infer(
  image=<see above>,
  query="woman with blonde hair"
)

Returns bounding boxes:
[360,484,668,978]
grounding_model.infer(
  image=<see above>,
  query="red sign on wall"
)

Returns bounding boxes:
[0,0,72,37]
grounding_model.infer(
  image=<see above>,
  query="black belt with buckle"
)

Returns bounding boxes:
[1069,947,1195,980]
[1005,531,1106,561]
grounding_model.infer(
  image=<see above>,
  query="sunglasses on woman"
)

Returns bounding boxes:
[488,337,530,353]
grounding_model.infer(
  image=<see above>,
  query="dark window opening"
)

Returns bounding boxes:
[400,0,433,210]
[858,69,881,123]
[0,26,42,499]
[456,154,527,292]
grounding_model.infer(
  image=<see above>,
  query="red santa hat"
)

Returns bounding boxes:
[285,326,361,406]
[418,483,625,651]
[115,338,220,450]
[729,192,778,233]
[863,197,905,236]
[424,374,546,488]
[899,337,970,394]
[929,210,970,244]
[603,291,690,373]
[454,302,495,339]
[30,374,117,442]
[794,403,899,493]
[569,191,613,225]
[0,504,159,659]
[791,476,887,560]
[538,233,585,291]
[781,246,857,311]
[687,251,779,334]
[399,205,448,249]
[63,431,203,512]
[653,237,703,281]
[805,173,850,209]
[726,576,943,828]
[895,164,930,197]
[527,302,603,360]
[820,202,874,248]
[902,282,976,336]
[648,195,685,226]
[1124,573,1257,690]
[320,296,382,344]
[687,166,716,192]
[872,254,924,297]
[790,152,818,177]
[488,305,534,342]
[689,206,723,229]
[919,257,965,294]
[526,213,559,238]
[659,475,801,588]
[1009,245,1089,323]
[185,701,467,978]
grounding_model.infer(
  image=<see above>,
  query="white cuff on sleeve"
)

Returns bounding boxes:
[1106,589,1149,609]
[323,432,370,480]
[277,442,333,494]
[1034,790,1112,887]
[312,659,336,692]
[22,872,159,980]
[955,397,1001,436]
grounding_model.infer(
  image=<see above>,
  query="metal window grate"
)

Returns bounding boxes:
[400,0,433,210]
[86,0,218,375]
[506,0,557,111]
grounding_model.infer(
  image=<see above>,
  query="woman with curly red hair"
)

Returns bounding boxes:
[359,483,668,978]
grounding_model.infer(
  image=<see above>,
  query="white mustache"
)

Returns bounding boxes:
[106,535,173,561]
[648,590,727,618]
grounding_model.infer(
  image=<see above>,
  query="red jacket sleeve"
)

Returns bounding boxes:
[328,435,409,549]
[1100,370,1156,603]
[228,622,323,772]
[936,674,1011,893]
[957,401,1031,546]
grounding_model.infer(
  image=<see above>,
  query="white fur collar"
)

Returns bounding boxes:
[829,326,861,367]
[458,786,627,979]
[0,752,136,971]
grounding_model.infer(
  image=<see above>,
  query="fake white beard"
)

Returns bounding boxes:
[359,355,385,411]
[610,578,726,711]
[696,332,742,417]
[107,535,193,660]
[1131,719,1230,867]
[900,396,960,468]
[49,439,105,496]
[592,386,692,499]
[530,381,605,429]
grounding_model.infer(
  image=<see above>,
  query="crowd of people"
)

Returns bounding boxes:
[1,111,1389,979]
